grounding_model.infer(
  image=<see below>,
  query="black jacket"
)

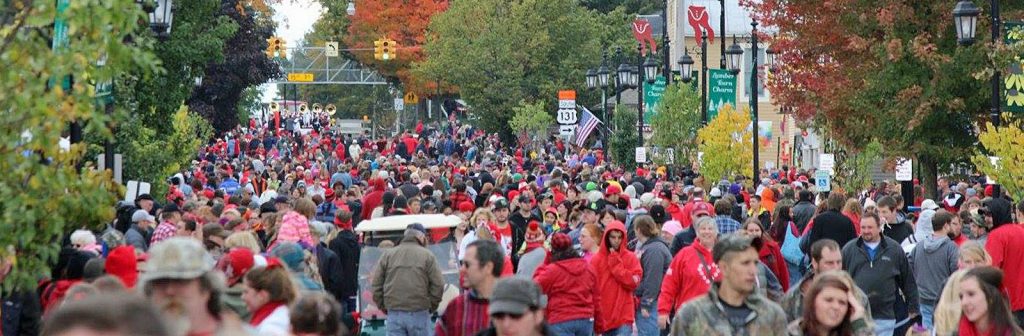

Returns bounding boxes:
[791,201,817,233]
[316,242,345,302]
[2,291,40,336]
[328,230,361,298]
[882,220,914,245]
[670,227,697,256]
[800,210,857,255]
[841,236,919,319]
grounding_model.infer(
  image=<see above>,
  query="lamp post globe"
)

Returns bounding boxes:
[347,1,356,16]
[952,0,981,45]
[678,52,694,83]
[643,57,659,84]
[629,65,640,88]
[617,63,632,88]
[597,65,610,88]
[586,69,598,89]
[765,44,779,72]
[726,36,744,75]
[150,0,174,39]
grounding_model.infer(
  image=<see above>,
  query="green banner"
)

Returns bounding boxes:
[52,0,71,90]
[643,75,666,124]
[708,69,737,120]
[1005,22,1024,114]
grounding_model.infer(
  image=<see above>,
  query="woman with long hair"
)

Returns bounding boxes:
[579,224,602,262]
[955,266,1024,336]
[745,218,789,291]
[242,260,298,336]
[933,241,994,335]
[841,198,863,236]
[534,232,600,335]
[787,271,873,336]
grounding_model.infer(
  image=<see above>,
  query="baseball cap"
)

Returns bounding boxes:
[692,202,712,217]
[713,233,764,263]
[407,223,427,235]
[140,237,214,284]
[493,198,510,210]
[489,277,546,316]
[161,202,181,214]
[131,209,156,223]
[605,184,623,196]
[136,194,154,202]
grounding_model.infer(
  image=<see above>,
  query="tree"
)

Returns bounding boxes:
[0,0,159,292]
[580,0,662,15]
[697,104,752,184]
[508,100,555,148]
[744,0,1024,198]
[650,83,701,160]
[414,0,605,139]
[972,115,1024,200]
[189,0,281,133]
[609,104,639,169]
[345,0,449,93]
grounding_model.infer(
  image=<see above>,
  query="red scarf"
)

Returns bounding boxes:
[249,301,286,326]
[959,315,1013,336]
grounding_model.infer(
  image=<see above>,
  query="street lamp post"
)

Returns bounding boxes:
[724,31,750,178]
[639,46,659,149]
[719,0,726,69]
[149,0,175,40]
[679,34,710,125]
[952,0,1000,127]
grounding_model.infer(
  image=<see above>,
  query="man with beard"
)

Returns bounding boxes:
[141,237,227,336]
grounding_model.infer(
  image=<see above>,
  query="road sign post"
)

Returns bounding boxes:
[815,170,831,192]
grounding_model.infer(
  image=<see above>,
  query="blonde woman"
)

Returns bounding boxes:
[459,208,497,260]
[933,241,991,336]
[226,231,264,253]
[957,240,992,269]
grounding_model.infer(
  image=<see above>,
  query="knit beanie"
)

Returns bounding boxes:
[104,246,138,288]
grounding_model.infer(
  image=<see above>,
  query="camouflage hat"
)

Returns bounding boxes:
[712,233,763,264]
[140,237,213,283]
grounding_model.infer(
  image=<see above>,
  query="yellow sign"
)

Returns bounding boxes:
[287,73,314,82]
[404,92,419,104]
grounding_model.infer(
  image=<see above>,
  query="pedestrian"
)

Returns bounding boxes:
[371,223,444,336]
[477,277,554,336]
[876,196,913,244]
[982,197,1024,325]
[290,292,347,336]
[40,294,170,336]
[140,237,230,336]
[800,193,857,254]
[785,271,873,336]
[579,224,602,262]
[744,218,789,291]
[1,253,39,336]
[909,209,960,329]
[658,217,721,330]
[792,190,817,234]
[633,215,671,336]
[534,232,600,335]
[933,269,970,336]
[436,240,503,336]
[216,247,259,320]
[954,266,1024,335]
[841,211,918,336]
[327,209,361,314]
[126,209,156,252]
[782,239,872,323]
[149,203,183,246]
[592,220,642,335]
[242,260,297,335]
[712,199,743,235]
[668,233,788,335]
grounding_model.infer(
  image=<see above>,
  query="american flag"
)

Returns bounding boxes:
[575,104,602,147]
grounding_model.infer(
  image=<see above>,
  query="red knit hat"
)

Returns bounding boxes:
[216,248,256,286]
[104,246,138,288]
[550,232,572,252]
[458,201,476,213]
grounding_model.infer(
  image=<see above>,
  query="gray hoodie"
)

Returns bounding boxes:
[909,234,959,305]
[634,237,671,305]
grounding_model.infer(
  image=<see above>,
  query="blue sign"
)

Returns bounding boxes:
[815,170,831,192]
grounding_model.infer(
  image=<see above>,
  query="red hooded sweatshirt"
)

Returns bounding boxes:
[657,238,722,316]
[590,221,642,333]
[360,177,387,220]
[534,257,601,325]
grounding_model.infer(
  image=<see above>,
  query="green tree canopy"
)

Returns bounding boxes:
[651,83,701,160]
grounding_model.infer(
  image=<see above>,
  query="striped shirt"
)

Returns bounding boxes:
[435,290,490,336]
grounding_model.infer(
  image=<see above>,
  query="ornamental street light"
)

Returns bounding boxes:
[643,57,659,85]
[726,35,744,75]
[766,43,779,73]
[347,1,356,16]
[679,34,710,125]
[150,0,175,40]
[586,69,597,89]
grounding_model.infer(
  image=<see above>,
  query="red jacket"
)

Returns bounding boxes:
[534,257,601,325]
[759,240,789,291]
[657,239,721,315]
[986,223,1024,310]
[360,178,387,220]
[590,221,642,332]
[666,202,686,223]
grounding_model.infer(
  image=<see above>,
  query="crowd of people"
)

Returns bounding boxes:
[3,118,1024,336]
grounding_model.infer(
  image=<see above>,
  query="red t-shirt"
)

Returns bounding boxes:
[986,223,1024,310]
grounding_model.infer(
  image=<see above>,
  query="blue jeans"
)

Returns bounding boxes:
[635,300,659,336]
[874,319,896,336]
[385,310,433,336]
[603,324,633,336]
[550,318,594,336]
[919,303,935,330]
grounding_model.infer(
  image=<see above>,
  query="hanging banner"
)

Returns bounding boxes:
[708,69,736,120]
[643,76,666,125]
[1005,22,1024,114]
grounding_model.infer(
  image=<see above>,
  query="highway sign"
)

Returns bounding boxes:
[287,73,314,82]
[325,42,339,57]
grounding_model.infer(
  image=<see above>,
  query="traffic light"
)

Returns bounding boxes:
[374,39,384,60]
[265,36,287,59]
[265,36,278,58]
[373,38,397,61]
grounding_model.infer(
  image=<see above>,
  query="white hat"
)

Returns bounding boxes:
[921,199,940,211]
[709,188,722,198]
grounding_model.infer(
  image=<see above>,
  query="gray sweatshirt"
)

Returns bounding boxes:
[909,234,959,305]
[634,237,671,305]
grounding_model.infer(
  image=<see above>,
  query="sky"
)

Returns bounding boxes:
[260,0,324,102]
